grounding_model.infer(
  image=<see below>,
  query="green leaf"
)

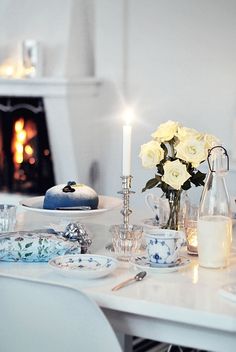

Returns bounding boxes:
[25,242,33,248]
[191,170,206,187]
[160,143,168,158]
[159,182,169,193]
[25,252,33,257]
[182,180,191,190]
[154,175,162,182]
[142,178,160,192]
[156,163,164,175]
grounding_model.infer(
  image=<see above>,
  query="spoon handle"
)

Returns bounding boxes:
[112,277,135,291]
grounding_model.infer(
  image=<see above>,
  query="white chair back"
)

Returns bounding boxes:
[0,274,122,352]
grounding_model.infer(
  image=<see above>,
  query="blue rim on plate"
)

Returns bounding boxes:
[131,256,191,273]
[49,254,118,279]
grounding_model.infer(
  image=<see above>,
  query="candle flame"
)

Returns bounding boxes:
[123,107,135,125]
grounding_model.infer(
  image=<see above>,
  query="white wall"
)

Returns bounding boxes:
[95,0,236,207]
[1,0,236,211]
[0,0,94,77]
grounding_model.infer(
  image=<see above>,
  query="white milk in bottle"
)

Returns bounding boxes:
[197,215,232,268]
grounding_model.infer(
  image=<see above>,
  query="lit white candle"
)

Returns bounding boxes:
[122,108,134,176]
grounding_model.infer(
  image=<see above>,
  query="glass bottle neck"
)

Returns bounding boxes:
[199,171,230,218]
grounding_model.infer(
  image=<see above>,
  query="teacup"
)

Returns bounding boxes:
[145,194,170,227]
[144,228,185,265]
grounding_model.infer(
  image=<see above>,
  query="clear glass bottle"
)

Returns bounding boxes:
[197,146,232,268]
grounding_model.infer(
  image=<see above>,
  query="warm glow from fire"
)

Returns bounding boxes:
[15,143,23,153]
[29,157,36,165]
[13,118,26,165]
[15,119,24,132]
[25,145,33,155]
[18,130,26,142]
[12,117,36,169]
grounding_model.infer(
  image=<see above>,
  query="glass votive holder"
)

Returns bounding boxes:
[185,219,198,255]
[184,203,198,255]
[0,204,17,232]
[110,224,143,261]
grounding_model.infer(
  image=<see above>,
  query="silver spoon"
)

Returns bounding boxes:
[111,271,147,291]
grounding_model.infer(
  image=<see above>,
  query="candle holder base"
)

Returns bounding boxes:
[109,224,143,261]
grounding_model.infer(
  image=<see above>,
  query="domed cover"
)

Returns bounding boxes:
[43,182,99,210]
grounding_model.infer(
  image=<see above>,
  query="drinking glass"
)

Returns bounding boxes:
[0,204,17,232]
[185,204,198,255]
[110,224,143,261]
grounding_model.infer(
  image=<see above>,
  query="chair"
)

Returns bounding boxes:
[0,274,122,352]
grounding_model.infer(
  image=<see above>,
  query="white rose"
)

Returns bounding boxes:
[139,140,164,168]
[204,134,220,150]
[175,137,208,167]
[176,126,203,141]
[151,120,180,142]
[162,159,191,190]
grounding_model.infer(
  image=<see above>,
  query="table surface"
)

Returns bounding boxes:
[1,207,236,352]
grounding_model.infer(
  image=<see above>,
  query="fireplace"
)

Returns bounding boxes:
[0,0,103,198]
[0,77,102,199]
[0,96,55,194]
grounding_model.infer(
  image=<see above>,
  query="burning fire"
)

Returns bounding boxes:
[12,117,37,180]
[14,118,25,164]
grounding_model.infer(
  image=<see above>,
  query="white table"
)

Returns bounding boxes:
[1,208,236,352]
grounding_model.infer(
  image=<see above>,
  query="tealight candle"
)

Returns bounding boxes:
[186,220,198,255]
[122,108,134,176]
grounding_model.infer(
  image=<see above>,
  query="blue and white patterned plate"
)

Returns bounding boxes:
[49,254,118,279]
[131,256,191,273]
[0,230,81,262]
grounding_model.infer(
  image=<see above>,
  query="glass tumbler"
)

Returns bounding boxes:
[0,204,17,232]
[110,224,143,261]
[185,204,198,255]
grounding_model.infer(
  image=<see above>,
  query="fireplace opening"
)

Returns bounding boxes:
[0,97,55,195]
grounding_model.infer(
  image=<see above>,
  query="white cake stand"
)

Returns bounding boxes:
[19,195,122,230]
[20,195,121,217]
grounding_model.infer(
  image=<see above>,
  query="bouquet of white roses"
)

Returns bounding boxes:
[139,120,219,229]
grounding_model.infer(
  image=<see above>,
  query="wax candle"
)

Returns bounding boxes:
[122,108,134,176]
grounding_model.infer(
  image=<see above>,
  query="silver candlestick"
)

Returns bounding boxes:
[109,175,143,261]
[118,175,135,235]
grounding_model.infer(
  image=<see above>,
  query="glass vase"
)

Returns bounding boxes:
[163,190,188,231]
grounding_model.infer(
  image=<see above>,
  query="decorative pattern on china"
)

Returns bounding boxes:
[0,229,82,262]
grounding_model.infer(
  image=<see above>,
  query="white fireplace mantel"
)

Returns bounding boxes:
[0,77,103,186]
[0,77,102,98]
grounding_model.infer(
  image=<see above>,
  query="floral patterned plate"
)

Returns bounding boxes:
[0,230,81,262]
[49,254,118,279]
[131,256,191,273]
